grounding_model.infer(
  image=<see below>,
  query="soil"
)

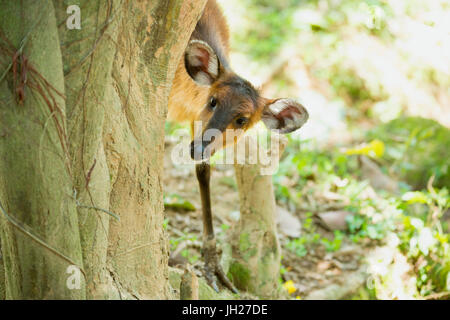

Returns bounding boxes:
[163,140,371,299]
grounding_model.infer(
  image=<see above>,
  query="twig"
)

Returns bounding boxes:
[112,241,159,258]
[0,200,86,279]
[76,204,120,221]
[85,159,97,189]
[0,8,43,84]
[71,189,120,221]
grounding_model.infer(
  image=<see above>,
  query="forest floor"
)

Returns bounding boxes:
[164,141,379,300]
[162,0,450,300]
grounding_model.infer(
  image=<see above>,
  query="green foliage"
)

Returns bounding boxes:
[345,203,393,243]
[181,248,200,264]
[219,176,238,190]
[350,287,378,300]
[165,0,450,300]
[285,237,308,257]
[169,233,198,251]
[228,262,251,289]
[217,223,231,241]
[274,139,358,207]
[284,212,321,257]
[163,218,170,230]
[234,0,394,63]
[165,120,188,136]
[164,193,196,211]
[397,188,450,295]
[321,230,344,252]
[234,0,303,62]
[169,232,200,264]
[347,214,383,242]
[368,117,450,189]
[273,134,449,297]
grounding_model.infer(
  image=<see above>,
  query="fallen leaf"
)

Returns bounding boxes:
[360,156,399,193]
[317,210,353,231]
[317,261,332,272]
[277,206,302,238]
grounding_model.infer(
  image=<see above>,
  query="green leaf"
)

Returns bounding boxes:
[164,194,196,211]
[401,191,428,204]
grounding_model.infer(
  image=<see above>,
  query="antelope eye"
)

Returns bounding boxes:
[235,117,248,127]
[209,97,217,110]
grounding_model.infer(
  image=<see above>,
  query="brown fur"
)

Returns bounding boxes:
[168,0,230,124]
[167,0,276,155]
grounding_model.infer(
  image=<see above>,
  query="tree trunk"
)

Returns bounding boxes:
[0,244,5,299]
[0,0,206,299]
[228,133,286,298]
[0,0,85,299]
[52,0,122,300]
[99,0,206,299]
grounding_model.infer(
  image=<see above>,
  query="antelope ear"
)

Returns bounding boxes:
[261,98,309,134]
[184,40,220,86]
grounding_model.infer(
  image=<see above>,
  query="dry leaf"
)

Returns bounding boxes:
[277,206,302,238]
[317,210,353,231]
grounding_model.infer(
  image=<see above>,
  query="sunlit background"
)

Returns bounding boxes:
[164,0,450,300]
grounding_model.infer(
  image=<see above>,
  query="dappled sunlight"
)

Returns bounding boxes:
[186,0,450,300]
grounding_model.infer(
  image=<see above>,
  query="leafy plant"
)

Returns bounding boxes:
[321,230,344,252]
[164,193,196,211]
[285,237,308,257]
[181,248,200,265]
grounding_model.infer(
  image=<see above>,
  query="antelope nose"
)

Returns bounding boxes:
[190,140,206,160]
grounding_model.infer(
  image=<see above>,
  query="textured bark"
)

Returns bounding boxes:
[53,0,121,300]
[0,244,5,299]
[0,0,85,299]
[103,0,206,299]
[228,134,286,298]
[169,267,235,300]
[0,0,206,299]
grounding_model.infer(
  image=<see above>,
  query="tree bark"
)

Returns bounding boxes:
[0,244,5,299]
[101,0,206,299]
[52,0,122,300]
[0,0,206,299]
[0,0,85,299]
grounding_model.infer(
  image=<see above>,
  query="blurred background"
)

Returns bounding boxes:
[164,0,450,299]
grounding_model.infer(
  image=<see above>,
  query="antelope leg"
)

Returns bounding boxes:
[196,162,238,294]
